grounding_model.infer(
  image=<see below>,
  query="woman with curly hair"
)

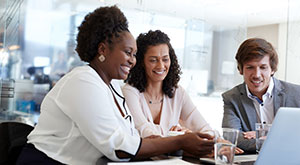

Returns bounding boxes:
[17,7,214,164]
[123,30,213,138]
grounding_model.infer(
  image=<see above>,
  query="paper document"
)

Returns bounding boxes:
[200,154,257,164]
[108,158,193,164]
[234,154,257,162]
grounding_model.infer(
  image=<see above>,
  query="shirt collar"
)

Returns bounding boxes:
[265,77,274,98]
[245,77,274,99]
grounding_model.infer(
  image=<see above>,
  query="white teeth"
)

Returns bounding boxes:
[154,71,164,75]
[122,66,130,72]
[252,80,261,84]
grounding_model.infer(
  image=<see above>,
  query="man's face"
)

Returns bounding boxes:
[241,55,274,98]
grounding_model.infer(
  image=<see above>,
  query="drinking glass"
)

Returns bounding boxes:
[214,128,239,165]
[256,123,272,153]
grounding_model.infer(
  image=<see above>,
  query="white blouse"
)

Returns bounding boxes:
[122,84,212,138]
[28,66,141,165]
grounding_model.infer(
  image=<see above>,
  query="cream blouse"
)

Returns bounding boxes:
[122,84,212,138]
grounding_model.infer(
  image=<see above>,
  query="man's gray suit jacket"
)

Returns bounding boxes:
[222,77,300,153]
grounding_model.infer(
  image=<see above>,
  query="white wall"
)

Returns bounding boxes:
[247,24,279,49]
[286,20,300,84]
[247,24,287,81]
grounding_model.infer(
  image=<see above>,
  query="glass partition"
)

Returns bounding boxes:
[286,0,300,84]
[0,0,24,79]
[1,0,298,129]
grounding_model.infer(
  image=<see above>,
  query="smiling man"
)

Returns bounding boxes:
[221,38,300,153]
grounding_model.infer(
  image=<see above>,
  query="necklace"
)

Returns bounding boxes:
[149,99,163,104]
[144,93,163,104]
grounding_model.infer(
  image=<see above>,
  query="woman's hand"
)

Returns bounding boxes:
[170,124,192,133]
[145,135,161,139]
[181,132,215,157]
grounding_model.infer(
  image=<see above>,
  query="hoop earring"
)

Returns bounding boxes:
[98,54,105,62]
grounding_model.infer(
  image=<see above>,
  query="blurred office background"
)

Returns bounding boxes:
[1,0,300,129]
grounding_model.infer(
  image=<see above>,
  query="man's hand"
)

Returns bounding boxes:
[243,131,256,139]
[216,138,244,154]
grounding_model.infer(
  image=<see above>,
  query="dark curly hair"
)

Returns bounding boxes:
[126,30,181,98]
[76,5,129,62]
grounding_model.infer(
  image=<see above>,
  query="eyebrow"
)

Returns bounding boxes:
[245,63,268,66]
[125,46,137,53]
[148,55,169,58]
[124,46,134,50]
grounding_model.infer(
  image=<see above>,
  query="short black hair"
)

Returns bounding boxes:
[76,6,129,62]
[126,30,181,98]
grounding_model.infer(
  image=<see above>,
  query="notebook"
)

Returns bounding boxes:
[255,107,300,165]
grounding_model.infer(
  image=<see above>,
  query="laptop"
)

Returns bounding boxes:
[255,107,300,165]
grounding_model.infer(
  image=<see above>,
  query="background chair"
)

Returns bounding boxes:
[0,122,34,165]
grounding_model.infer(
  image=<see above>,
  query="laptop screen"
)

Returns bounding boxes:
[255,107,300,165]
